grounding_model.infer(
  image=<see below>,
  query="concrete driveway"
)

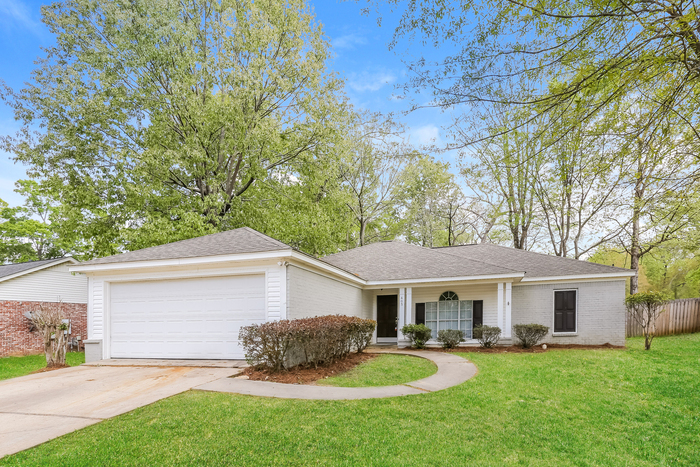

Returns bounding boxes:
[0,364,240,458]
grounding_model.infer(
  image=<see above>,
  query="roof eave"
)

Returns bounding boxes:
[70,250,295,273]
[364,272,526,288]
[519,271,636,283]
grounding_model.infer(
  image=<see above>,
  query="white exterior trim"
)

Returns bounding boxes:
[505,282,512,338]
[0,257,78,284]
[520,272,634,284]
[398,288,406,340]
[497,283,504,330]
[365,273,525,288]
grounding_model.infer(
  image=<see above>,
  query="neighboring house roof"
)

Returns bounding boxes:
[79,227,292,266]
[320,241,523,282]
[437,243,631,280]
[0,257,78,284]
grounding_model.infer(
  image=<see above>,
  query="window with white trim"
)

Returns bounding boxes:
[424,291,474,339]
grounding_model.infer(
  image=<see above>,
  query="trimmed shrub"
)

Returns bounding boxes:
[437,329,464,349]
[401,324,432,349]
[473,325,501,348]
[239,315,376,371]
[513,324,549,348]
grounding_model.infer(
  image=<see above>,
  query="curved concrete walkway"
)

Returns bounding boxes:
[194,350,477,400]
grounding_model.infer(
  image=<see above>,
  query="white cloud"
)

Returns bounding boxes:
[410,124,443,146]
[333,33,367,50]
[0,0,43,36]
[348,70,396,93]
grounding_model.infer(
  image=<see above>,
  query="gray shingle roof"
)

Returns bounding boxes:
[321,241,522,281]
[0,258,74,281]
[80,227,292,265]
[433,243,631,279]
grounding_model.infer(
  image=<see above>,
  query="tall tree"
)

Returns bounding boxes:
[462,109,543,250]
[339,115,413,247]
[0,180,65,263]
[534,109,627,258]
[1,0,348,258]
[378,0,700,154]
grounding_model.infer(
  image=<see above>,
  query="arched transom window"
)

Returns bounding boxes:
[439,291,459,301]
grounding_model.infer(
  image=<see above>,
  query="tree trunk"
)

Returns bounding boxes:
[629,184,643,295]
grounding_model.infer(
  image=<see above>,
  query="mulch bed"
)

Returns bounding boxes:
[428,343,624,354]
[242,352,378,385]
[30,364,70,374]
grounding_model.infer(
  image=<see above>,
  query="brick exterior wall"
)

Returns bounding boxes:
[0,301,87,357]
[511,280,627,346]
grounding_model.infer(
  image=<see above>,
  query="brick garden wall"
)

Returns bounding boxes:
[0,301,87,357]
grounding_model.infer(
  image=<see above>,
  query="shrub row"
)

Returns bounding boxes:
[239,315,376,371]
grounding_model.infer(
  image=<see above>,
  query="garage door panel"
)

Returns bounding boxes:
[110,275,265,359]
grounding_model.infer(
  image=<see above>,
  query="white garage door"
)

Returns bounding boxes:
[110,275,265,359]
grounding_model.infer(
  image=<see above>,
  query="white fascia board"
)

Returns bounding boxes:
[288,251,366,285]
[0,257,78,284]
[364,273,525,288]
[518,271,635,284]
[69,250,294,274]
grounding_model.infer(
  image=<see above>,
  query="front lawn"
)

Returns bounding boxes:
[318,353,437,387]
[3,335,699,466]
[0,353,85,381]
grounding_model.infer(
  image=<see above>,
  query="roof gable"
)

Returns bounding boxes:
[0,257,77,283]
[80,227,292,266]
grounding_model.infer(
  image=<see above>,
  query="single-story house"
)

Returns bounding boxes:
[0,257,88,356]
[71,227,634,362]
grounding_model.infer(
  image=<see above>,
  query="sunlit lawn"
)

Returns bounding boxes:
[0,353,85,381]
[318,353,436,387]
[2,335,699,466]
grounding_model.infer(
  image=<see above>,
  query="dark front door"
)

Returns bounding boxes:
[377,295,398,338]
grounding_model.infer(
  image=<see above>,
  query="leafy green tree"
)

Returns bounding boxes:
[0,180,64,263]
[1,0,349,258]
[378,0,700,155]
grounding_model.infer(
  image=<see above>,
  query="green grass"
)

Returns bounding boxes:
[0,353,85,381]
[317,354,437,387]
[3,335,700,466]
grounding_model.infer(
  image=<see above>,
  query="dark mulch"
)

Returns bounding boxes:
[242,352,378,385]
[30,364,70,374]
[426,343,624,353]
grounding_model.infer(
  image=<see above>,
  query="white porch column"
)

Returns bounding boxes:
[505,282,512,338]
[405,287,413,324]
[497,282,504,330]
[398,288,406,340]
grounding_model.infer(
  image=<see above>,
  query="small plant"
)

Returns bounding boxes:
[401,324,432,349]
[513,324,549,348]
[473,325,501,348]
[625,291,668,350]
[437,329,464,349]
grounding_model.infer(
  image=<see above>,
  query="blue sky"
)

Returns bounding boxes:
[0,0,456,207]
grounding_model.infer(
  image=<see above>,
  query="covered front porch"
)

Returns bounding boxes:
[365,281,515,347]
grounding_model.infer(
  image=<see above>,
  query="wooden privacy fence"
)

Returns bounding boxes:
[626,298,700,338]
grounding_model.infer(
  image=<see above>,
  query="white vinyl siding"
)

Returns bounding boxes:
[0,262,87,303]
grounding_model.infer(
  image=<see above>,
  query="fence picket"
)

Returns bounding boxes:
[626,298,700,338]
